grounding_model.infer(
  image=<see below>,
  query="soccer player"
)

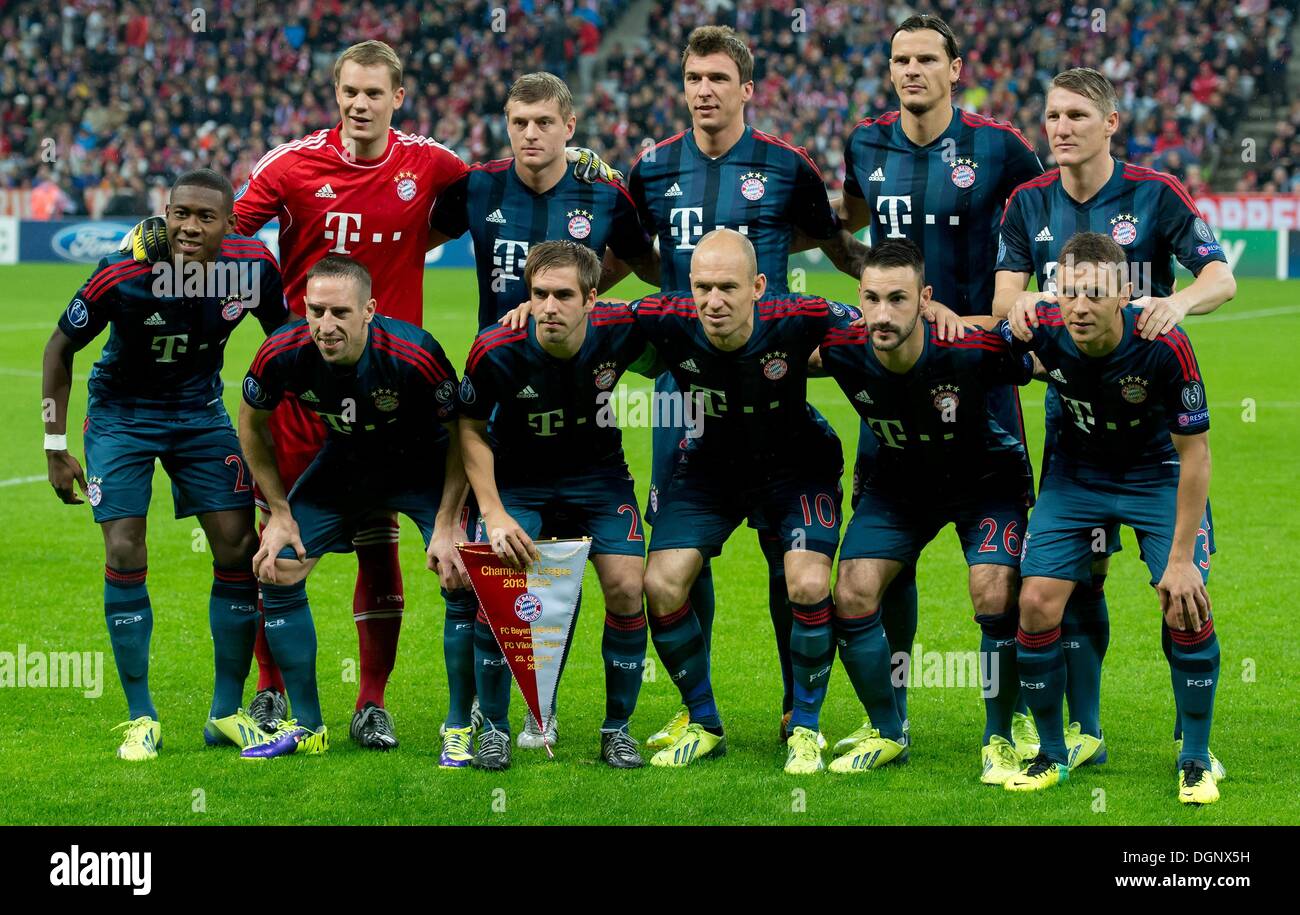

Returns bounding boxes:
[818,239,1035,779]
[458,242,653,770]
[995,68,1235,762]
[627,25,866,749]
[237,255,467,759]
[230,39,471,748]
[1002,232,1221,805]
[430,71,658,334]
[621,229,859,770]
[41,168,289,760]
[427,72,655,751]
[835,14,1044,744]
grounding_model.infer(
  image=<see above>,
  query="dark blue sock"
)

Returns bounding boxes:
[1061,576,1108,737]
[208,565,259,718]
[260,581,322,731]
[1016,626,1068,764]
[789,597,835,731]
[976,612,1019,744]
[689,560,716,655]
[104,566,156,720]
[1168,618,1220,767]
[880,566,918,725]
[759,534,794,714]
[649,601,720,729]
[443,587,477,729]
[834,611,903,741]
[1161,623,1183,740]
[602,610,647,730]
[473,611,512,733]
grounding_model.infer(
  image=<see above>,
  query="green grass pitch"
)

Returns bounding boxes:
[0,263,1296,825]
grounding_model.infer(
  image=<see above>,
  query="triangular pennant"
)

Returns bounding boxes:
[456,538,590,752]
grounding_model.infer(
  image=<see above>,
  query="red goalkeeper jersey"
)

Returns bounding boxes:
[234,123,467,324]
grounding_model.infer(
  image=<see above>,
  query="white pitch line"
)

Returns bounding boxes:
[0,474,46,487]
[1196,305,1300,323]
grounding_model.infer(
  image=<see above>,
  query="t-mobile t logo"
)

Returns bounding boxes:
[875,195,960,239]
[492,238,531,287]
[324,211,363,254]
[669,207,748,250]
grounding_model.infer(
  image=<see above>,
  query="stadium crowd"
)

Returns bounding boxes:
[1,0,1297,217]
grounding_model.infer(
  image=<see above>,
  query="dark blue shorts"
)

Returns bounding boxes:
[841,484,1027,568]
[649,461,844,559]
[1021,468,1211,586]
[281,449,447,559]
[83,404,253,523]
[475,466,645,557]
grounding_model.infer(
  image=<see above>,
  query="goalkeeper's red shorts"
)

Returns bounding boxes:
[252,392,328,511]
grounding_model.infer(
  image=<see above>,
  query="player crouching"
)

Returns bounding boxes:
[238,255,471,759]
[1004,233,1221,804]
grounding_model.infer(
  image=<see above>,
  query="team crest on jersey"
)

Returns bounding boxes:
[219,295,246,321]
[593,361,618,391]
[86,475,103,508]
[740,172,767,201]
[372,388,399,412]
[567,209,594,240]
[931,384,960,412]
[760,351,789,381]
[1119,375,1149,404]
[394,170,418,202]
[950,158,978,189]
[514,592,543,623]
[1110,213,1139,246]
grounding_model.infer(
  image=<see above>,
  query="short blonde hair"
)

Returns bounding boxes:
[333,40,403,90]
[506,72,574,120]
[1051,68,1118,117]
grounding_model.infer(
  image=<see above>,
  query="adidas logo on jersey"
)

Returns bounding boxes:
[144,312,165,326]
[855,390,874,404]
[664,183,683,198]
[315,184,336,198]
[1035,226,1054,242]
[487,209,506,224]
[679,358,700,373]
[868,168,886,182]
[300,390,319,403]
[1049,369,1068,383]
[516,385,538,399]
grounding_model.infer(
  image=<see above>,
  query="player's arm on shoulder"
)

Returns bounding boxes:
[1135,260,1237,340]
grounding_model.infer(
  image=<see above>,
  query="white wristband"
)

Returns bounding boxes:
[44,433,68,452]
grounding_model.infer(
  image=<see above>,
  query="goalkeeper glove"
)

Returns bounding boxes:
[566,146,624,185]
[118,216,171,263]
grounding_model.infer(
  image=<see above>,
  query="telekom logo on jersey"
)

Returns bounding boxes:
[875,196,962,238]
[322,211,405,254]
[669,208,749,250]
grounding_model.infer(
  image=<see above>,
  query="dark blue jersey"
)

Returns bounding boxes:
[430,159,652,330]
[243,313,459,458]
[459,304,648,484]
[58,237,288,414]
[1019,303,1209,478]
[997,160,1227,297]
[820,321,1034,494]
[843,108,1042,315]
[627,126,840,293]
[629,292,854,481]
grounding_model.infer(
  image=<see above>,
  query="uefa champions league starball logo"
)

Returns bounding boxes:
[1110,213,1139,245]
[514,592,543,623]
